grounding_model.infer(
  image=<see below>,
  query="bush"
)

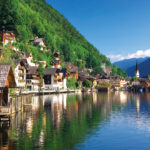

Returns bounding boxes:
[96,82,111,88]
[82,80,93,88]
[67,78,79,89]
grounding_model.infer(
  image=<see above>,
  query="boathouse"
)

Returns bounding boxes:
[0,64,16,114]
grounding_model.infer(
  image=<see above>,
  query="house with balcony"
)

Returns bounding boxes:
[44,68,67,90]
[64,62,79,80]
[14,59,27,88]
[26,66,42,91]
[50,52,61,69]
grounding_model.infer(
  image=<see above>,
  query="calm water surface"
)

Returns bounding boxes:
[0,92,150,150]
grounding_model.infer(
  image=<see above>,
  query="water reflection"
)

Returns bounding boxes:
[0,92,150,149]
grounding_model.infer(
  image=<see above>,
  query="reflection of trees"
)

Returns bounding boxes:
[1,92,129,150]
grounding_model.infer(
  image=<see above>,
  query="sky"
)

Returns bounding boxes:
[46,0,150,62]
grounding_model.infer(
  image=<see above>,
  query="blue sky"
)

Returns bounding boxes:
[46,0,150,62]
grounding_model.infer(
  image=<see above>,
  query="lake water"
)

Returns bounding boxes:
[1,92,150,150]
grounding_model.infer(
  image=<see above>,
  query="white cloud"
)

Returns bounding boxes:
[108,49,150,63]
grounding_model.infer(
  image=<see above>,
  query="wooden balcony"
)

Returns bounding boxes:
[18,73,25,77]
[18,66,24,70]
[0,106,10,116]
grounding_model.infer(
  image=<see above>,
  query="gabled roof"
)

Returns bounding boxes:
[26,66,39,75]
[44,68,57,75]
[14,59,27,66]
[0,64,16,88]
[30,37,44,43]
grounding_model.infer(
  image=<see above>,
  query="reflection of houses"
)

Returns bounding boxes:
[30,37,46,50]
[64,62,78,80]
[101,60,111,76]
[14,59,27,87]
[0,64,16,115]
[26,66,41,91]
[44,68,67,90]
[0,31,16,46]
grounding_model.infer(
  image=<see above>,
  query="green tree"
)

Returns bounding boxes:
[82,80,93,88]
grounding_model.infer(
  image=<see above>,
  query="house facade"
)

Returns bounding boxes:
[0,31,16,46]
[26,66,42,91]
[64,62,78,80]
[44,68,67,90]
[14,59,27,87]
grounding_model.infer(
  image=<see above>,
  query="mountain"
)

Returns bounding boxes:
[113,57,148,71]
[126,58,150,77]
[0,0,126,76]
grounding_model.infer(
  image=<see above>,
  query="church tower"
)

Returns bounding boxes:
[135,60,140,78]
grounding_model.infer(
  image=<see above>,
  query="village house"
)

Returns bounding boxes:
[0,31,16,47]
[78,71,97,88]
[14,59,27,88]
[101,60,111,76]
[30,37,46,50]
[0,64,16,115]
[110,76,127,90]
[44,68,67,90]
[64,62,79,80]
[22,52,38,67]
[50,52,61,69]
[26,66,42,91]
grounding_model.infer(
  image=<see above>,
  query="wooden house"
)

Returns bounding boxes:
[44,68,67,90]
[14,59,27,87]
[50,52,61,69]
[0,64,16,115]
[0,31,16,47]
[26,66,41,91]
[64,62,79,80]
[30,37,46,50]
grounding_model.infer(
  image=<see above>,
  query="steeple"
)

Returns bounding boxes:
[135,60,140,78]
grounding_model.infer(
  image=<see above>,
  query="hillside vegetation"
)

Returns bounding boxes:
[0,0,126,76]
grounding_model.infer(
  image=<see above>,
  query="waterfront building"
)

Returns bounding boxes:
[26,66,42,91]
[110,76,127,89]
[0,64,16,114]
[44,68,67,90]
[14,59,27,87]
[135,60,140,78]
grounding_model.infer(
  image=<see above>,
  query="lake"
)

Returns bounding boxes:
[0,92,150,150]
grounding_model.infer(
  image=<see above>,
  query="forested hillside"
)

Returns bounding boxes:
[0,0,126,76]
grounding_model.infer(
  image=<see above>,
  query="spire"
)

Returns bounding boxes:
[135,60,140,78]
[136,60,138,71]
